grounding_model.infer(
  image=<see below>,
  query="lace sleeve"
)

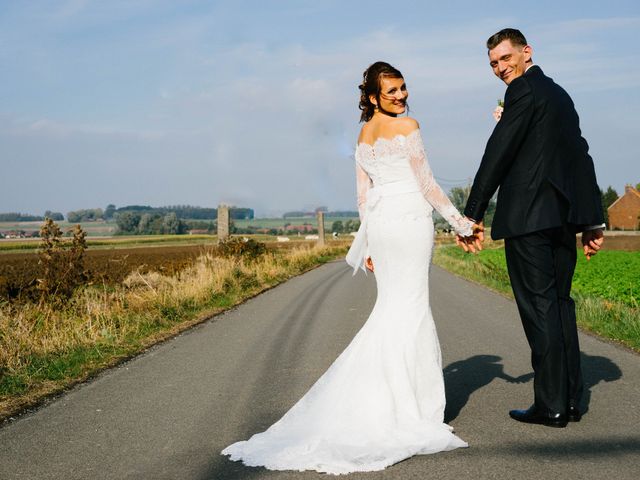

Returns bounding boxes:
[355,160,372,221]
[406,130,474,236]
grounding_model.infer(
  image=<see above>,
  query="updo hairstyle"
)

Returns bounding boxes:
[358,61,404,123]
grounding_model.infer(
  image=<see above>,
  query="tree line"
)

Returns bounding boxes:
[65,205,254,222]
[283,210,359,218]
[0,212,63,222]
[115,211,188,235]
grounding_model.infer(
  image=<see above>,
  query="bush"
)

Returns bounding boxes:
[36,219,88,303]
[213,237,267,261]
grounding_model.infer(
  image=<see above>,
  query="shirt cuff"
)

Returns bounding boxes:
[584,224,606,231]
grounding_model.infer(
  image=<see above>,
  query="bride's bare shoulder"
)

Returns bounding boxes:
[358,117,420,145]
[357,122,374,145]
[390,116,420,136]
[375,116,420,140]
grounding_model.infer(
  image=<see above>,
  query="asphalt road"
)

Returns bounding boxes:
[1,260,638,479]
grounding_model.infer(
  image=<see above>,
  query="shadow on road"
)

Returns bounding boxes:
[444,352,622,422]
[198,457,268,480]
[444,355,531,422]
[579,351,623,413]
[498,435,640,458]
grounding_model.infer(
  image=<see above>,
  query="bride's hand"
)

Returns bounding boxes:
[365,256,374,272]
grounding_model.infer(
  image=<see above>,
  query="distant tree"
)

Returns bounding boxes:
[483,198,497,227]
[66,208,104,222]
[283,211,311,218]
[344,219,355,232]
[0,212,44,221]
[636,182,640,191]
[331,211,359,217]
[448,185,495,227]
[66,211,81,223]
[449,185,471,213]
[184,220,215,232]
[117,205,153,213]
[162,212,187,234]
[230,208,254,220]
[137,213,156,234]
[104,204,117,220]
[601,186,619,227]
[115,211,141,234]
[44,210,64,221]
[331,220,344,233]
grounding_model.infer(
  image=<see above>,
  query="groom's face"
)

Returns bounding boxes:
[488,40,532,85]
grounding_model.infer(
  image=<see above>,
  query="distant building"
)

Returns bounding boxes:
[608,184,640,230]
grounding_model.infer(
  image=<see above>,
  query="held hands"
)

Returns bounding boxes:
[456,221,485,254]
[582,228,604,260]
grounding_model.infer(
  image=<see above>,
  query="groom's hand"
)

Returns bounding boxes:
[582,228,604,260]
[473,221,485,245]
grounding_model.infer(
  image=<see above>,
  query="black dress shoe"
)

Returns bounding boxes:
[567,405,582,422]
[509,406,568,428]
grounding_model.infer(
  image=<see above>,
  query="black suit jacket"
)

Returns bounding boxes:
[464,65,604,240]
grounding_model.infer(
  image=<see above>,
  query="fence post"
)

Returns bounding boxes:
[217,205,230,241]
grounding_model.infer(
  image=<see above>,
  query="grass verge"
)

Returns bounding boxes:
[433,245,640,353]
[0,245,347,422]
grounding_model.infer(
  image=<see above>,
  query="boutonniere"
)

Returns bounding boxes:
[493,99,504,122]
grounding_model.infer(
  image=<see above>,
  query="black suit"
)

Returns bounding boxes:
[465,65,604,415]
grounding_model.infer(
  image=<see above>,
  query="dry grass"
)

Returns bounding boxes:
[0,244,347,421]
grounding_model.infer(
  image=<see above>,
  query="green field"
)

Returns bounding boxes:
[434,246,640,351]
[435,247,638,307]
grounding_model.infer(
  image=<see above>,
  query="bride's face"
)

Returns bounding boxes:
[371,76,407,116]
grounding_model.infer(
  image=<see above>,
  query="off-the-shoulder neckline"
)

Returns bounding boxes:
[356,128,420,149]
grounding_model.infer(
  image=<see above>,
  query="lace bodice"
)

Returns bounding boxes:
[355,129,473,237]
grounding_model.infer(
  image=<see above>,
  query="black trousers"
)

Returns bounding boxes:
[504,224,583,414]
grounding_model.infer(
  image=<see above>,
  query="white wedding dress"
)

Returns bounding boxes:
[222,128,474,475]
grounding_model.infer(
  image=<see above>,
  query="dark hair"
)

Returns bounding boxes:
[486,28,527,50]
[358,61,404,123]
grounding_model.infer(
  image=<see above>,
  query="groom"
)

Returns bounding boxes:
[462,28,605,427]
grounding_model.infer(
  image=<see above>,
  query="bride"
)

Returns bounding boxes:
[222,61,482,475]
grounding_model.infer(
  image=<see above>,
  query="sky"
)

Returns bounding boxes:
[1,0,639,218]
